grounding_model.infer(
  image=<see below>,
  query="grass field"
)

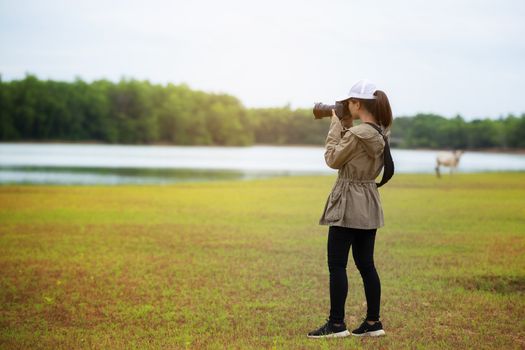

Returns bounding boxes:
[0,173,524,349]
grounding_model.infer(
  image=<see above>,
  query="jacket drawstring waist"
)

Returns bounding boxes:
[336,178,376,183]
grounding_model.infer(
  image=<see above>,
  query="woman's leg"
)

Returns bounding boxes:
[327,225,355,324]
[351,228,381,322]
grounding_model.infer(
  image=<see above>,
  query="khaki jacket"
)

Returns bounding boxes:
[318,116,388,229]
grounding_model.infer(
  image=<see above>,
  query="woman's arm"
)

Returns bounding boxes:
[324,112,358,169]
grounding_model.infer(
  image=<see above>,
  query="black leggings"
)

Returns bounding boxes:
[327,225,381,324]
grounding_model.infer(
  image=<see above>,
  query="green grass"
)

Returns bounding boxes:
[0,173,524,349]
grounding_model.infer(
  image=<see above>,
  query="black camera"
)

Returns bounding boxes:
[313,100,350,120]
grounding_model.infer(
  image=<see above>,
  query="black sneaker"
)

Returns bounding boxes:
[351,318,386,337]
[307,318,350,338]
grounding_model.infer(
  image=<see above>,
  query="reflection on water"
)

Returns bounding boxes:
[0,166,244,185]
[1,143,524,185]
[0,166,303,185]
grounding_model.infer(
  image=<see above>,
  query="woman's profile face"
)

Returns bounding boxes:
[348,99,360,120]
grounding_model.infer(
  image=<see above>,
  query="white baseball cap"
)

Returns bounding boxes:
[336,79,377,102]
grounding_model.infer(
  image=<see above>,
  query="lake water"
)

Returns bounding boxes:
[1,143,524,185]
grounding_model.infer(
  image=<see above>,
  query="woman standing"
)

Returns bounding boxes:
[307,79,393,338]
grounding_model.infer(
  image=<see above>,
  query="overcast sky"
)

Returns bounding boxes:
[1,0,524,119]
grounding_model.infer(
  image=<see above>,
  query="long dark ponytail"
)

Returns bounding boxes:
[356,89,394,187]
[356,90,393,129]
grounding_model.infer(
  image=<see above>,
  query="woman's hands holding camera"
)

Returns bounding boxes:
[333,109,353,128]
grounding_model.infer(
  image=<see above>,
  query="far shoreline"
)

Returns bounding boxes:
[1,140,525,155]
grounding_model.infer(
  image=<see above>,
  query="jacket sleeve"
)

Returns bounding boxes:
[324,116,359,169]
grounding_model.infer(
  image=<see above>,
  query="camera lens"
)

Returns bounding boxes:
[313,103,335,119]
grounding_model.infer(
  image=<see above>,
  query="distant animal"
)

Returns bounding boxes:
[435,150,464,178]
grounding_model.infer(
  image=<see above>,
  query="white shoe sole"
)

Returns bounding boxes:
[307,330,351,338]
[351,329,386,337]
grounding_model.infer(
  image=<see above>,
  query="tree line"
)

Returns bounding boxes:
[1,75,524,149]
